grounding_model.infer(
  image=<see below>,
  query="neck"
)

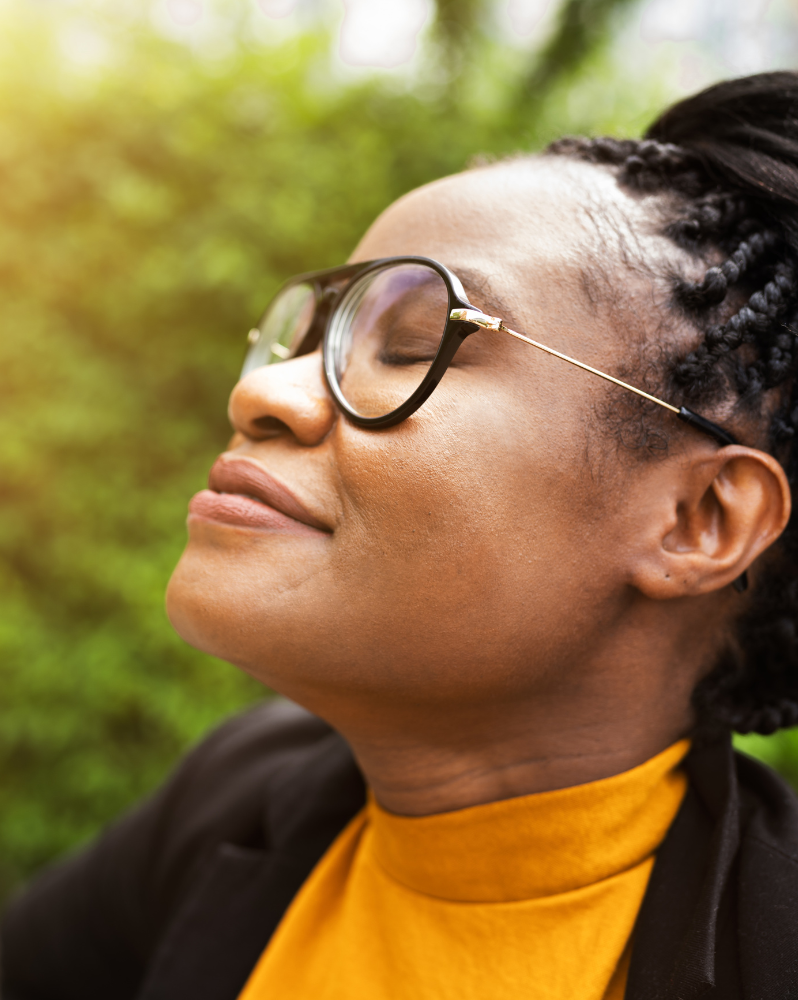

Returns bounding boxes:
[306,662,697,816]
[286,603,716,817]
[348,711,690,818]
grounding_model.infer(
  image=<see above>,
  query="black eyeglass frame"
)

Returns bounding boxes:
[249,255,489,429]
[249,254,739,448]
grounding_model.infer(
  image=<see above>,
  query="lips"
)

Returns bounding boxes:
[188,456,328,535]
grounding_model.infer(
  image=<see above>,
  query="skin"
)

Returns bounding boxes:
[167,158,791,816]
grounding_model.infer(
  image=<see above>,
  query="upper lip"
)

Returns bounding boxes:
[208,456,329,532]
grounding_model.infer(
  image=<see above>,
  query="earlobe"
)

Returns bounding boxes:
[632,445,791,600]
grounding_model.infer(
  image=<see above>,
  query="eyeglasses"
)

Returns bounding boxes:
[243,255,747,592]
[242,255,737,449]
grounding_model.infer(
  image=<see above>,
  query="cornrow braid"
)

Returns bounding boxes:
[547,72,798,738]
[547,135,707,197]
[677,230,778,309]
[673,260,797,399]
[666,193,750,245]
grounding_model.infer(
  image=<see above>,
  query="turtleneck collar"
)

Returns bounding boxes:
[368,739,690,903]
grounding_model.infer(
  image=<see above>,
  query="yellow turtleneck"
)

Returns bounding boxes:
[238,740,690,1000]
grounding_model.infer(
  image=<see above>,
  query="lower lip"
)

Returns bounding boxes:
[188,490,323,536]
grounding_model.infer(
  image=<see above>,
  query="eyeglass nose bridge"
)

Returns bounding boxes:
[244,327,291,362]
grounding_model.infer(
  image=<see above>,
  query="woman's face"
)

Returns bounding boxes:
[167,158,686,720]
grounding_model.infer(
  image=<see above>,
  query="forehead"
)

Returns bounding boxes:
[351,158,648,332]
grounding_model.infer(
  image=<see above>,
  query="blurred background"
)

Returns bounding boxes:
[3,0,798,904]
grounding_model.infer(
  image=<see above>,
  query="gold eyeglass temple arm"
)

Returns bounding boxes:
[449,308,680,416]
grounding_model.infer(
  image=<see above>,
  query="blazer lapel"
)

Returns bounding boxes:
[136,729,365,1000]
[735,752,798,999]
[626,737,742,1000]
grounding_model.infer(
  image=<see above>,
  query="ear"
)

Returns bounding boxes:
[630,445,791,600]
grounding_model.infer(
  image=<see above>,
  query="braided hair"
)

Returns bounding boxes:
[548,72,798,738]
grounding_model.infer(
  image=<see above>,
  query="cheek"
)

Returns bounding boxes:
[324,390,602,648]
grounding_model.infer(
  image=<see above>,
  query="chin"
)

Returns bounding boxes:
[165,550,238,661]
[164,541,333,701]
[166,517,328,652]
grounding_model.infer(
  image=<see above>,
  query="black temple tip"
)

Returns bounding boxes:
[678,406,738,447]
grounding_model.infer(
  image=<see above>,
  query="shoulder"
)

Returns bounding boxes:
[155,697,340,841]
[150,696,363,861]
[172,695,337,778]
[734,747,798,868]
[1,699,364,998]
[731,750,798,992]
[112,697,360,916]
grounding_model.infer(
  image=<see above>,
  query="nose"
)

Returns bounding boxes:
[228,351,337,446]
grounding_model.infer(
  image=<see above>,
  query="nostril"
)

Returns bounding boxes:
[250,415,291,439]
[229,351,335,446]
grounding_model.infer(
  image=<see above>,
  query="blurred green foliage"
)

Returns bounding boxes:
[0,0,795,904]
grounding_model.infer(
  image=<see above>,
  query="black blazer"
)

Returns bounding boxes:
[3,699,798,1000]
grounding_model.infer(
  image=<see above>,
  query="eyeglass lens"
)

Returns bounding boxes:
[326,263,449,418]
[241,263,451,420]
[241,282,316,377]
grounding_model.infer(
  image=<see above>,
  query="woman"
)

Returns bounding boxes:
[4,71,798,1000]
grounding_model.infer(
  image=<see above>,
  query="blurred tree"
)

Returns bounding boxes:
[432,0,489,63]
[0,4,524,901]
[0,0,791,905]
[522,0,641,97]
